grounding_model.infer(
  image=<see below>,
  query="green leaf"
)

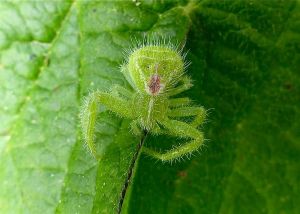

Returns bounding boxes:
[0,1,79,213]
[0,0,193,213]
[1,1,299,214]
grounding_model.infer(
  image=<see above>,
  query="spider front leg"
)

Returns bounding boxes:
[168,105,206,128]
[80,90,134,157]
[167,76,193,97]
[143,118,204,162]
[111,84,133,98]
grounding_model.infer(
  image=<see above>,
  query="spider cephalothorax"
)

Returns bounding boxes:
[80,38,207,162]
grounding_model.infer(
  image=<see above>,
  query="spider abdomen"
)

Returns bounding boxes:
[126,45,185,96]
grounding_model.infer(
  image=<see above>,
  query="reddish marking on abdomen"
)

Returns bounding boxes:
[148,74,161,95]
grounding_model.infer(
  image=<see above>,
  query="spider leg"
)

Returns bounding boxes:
[80,90,134,157]
[111,84,133,98]
[169,97,191,107]
[151,123,167,135]
[130,119,142,135]
[143,118,204,162]
[166,76,193,97]
[168,106,206,128]
[120,65,137,90]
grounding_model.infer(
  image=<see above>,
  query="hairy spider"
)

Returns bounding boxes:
[80,39,207,162]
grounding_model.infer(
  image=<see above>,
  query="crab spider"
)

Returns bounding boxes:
[80,39,207,162]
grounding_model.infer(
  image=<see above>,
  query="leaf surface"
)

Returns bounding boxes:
[0,1,299,214]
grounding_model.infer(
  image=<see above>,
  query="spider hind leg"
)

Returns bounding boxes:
[168,106,206,128]
[143,118,205,162]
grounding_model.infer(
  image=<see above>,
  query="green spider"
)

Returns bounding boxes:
[80,39,207,162]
